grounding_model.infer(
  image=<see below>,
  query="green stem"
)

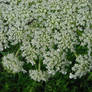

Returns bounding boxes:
[38,60,41,71]
[15,48,20,57]
[74,53,77,57]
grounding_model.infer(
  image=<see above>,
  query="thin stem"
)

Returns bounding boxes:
[74,52,77,57]
[15,48,20,57]
[38,60,41,71]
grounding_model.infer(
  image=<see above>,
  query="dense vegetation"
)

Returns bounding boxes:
[0,0,92,92]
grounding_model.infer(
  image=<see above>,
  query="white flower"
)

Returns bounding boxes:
[29,70,49,82]
[2,53,25,73]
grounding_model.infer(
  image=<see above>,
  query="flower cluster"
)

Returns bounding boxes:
[2,53,24,73]
[69,55,91,79]
[0,0,92,81]
[29,70,49,82]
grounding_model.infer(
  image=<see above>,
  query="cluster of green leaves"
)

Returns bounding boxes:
[0,70,92,92]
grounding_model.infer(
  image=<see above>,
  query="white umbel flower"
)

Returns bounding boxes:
[2,53,24,73]
[29,70,49,82]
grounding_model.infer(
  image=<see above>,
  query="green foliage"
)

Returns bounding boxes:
[0,72,92,92]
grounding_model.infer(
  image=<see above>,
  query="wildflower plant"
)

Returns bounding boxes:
[0,0,92,82]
